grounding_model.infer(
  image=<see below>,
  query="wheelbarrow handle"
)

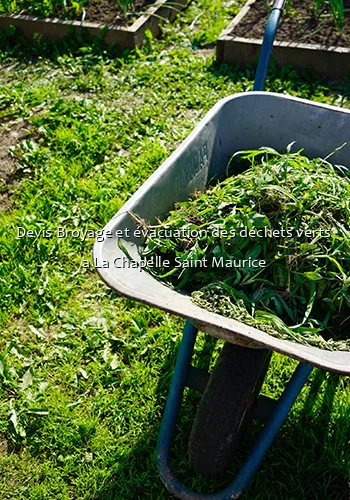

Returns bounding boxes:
[253,0,286,92]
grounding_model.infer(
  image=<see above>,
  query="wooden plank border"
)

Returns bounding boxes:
[0,0,187,50]
[217,0,350,79]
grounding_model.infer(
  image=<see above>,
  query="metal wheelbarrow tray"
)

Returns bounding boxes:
[94,91,350,376]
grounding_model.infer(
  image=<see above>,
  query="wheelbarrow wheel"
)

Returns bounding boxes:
[188,342,271,477]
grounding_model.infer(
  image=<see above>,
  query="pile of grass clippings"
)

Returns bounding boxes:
[140,146,350,351]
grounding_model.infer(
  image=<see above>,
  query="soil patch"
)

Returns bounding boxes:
[233,0,350,47]
[0,437,8,457]
[83,0,154,27]
[0,122,30,211]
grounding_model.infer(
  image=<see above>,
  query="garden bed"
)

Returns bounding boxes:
[0,0,187,50]
[217,0,350,78]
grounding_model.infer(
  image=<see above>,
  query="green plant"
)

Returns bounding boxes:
[0,0,85,18]
[313,0,324,15]
[115,0,134,16]
[0,0,17,14]
[328,0,345,30]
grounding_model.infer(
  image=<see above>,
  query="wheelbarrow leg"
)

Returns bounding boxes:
[156,320,313,500]
[157,321,198,465]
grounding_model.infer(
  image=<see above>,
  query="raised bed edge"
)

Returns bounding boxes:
[0,0,187,50]
[216,0,350,79]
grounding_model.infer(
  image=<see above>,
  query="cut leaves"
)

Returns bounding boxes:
[141,147,350,350]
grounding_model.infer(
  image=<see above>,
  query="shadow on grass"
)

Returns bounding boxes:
[0,28,139,67]
[207,56,350,101]
[87,332,217,500]
[91,333,349,500]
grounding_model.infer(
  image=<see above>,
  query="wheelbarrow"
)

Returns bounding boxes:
[93,1,350,497]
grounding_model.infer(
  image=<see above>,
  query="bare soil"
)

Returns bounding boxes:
[60,0,154,28]
[233,0,350,47]
[0,438,8,457]
[0,122,30,211]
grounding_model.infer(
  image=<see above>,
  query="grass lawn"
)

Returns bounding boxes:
[0,1,349,498]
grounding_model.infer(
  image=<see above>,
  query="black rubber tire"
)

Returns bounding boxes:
[188,342,271,477]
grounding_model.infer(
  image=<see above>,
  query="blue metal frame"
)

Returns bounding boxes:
[156,1,314,498]
[254,0,285,92]
[157,323,313,499]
